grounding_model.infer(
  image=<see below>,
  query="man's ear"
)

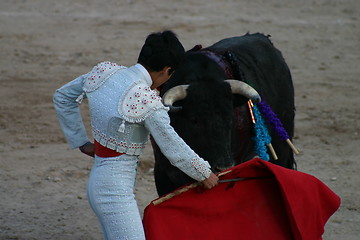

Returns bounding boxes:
[162,66,172,75]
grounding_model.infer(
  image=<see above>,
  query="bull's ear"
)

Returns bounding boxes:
[188,44,202,52]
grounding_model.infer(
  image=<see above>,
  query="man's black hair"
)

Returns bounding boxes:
[137,30,185,73]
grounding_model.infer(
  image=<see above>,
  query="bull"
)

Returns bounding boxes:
[151,33,296,196]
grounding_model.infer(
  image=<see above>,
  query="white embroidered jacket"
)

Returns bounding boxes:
[53,62,211,181]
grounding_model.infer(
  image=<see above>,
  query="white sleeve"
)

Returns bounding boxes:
[53,75,90,149]
[144,109,211,182]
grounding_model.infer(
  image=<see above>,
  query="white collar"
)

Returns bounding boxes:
[129,63,152,87]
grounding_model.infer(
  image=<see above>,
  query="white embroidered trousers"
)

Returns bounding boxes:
[87,154,145,240]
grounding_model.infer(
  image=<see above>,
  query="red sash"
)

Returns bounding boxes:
[94,140,124,158]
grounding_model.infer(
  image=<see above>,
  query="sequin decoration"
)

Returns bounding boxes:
[118,82,168,123]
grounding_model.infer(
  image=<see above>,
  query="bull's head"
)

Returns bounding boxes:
[161,53,261,173]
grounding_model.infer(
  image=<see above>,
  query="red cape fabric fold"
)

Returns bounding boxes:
[143,158,340,240]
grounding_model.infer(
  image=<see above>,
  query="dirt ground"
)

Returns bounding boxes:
[0,0,359,239]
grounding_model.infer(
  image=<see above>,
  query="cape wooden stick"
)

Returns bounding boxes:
[152,170,232,206]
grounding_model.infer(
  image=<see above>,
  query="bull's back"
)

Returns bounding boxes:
[209,33,294,125]
[208,33,275,56]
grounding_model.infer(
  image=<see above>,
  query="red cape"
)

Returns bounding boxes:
[143,158,340,240]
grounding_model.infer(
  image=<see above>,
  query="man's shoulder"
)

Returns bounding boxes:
[83,61,127,93]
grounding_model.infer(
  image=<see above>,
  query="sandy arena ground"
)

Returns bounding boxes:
[0,0,359,239]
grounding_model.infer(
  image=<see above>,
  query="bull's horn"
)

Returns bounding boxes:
[225,80,261,103]
[163,85,189,106]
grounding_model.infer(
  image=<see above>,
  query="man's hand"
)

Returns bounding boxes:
[201,172,219,189]
[79,142,95,157]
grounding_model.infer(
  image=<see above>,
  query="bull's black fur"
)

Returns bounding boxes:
[152,33,296,196]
